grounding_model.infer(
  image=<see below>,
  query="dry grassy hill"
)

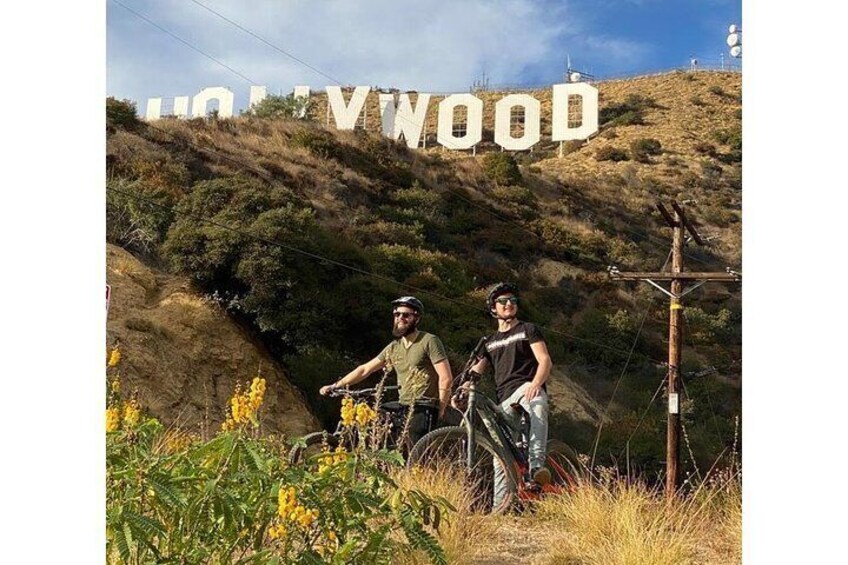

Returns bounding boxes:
[106,70,741,466]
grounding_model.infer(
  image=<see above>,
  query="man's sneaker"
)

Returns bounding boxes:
[532,466,552,486]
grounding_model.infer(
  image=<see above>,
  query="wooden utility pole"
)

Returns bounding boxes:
[608,201,740,497]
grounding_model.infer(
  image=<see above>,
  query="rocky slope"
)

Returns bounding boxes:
[106,244,319,437]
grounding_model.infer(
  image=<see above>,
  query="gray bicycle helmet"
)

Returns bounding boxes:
[391,296,424,314]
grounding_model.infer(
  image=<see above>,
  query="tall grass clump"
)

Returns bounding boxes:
[392,463,499,564]
[533,472,742,565]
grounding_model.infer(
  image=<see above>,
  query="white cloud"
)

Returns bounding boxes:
[107,0,652,107]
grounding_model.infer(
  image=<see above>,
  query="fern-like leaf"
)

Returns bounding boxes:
[400,511,446,565]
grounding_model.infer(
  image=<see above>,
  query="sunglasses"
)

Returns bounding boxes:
[495,296,519,305]
[393,311,417,320]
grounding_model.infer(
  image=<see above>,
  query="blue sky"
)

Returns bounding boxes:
[107,0,741,111]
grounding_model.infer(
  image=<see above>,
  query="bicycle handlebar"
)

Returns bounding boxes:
[326,385,400,399]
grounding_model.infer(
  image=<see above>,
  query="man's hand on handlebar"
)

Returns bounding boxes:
[319,383,341,396]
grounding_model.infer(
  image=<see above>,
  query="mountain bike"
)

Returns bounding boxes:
[288,385,439,465]
[406,338,583,514]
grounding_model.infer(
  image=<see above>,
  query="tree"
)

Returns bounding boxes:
[244,93,311,120]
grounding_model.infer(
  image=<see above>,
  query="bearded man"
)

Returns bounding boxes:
[319,296,452,445]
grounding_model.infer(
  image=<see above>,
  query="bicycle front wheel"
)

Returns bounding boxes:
[407,426,517,514]
[288,431,341,466]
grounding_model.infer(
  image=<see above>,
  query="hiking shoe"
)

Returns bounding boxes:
[532,466,551,486]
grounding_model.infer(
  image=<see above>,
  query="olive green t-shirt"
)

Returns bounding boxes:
[378,332,447,405]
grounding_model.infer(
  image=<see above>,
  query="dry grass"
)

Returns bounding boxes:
[530,473,742,565]
[391,463,499,564]
[389,461,741,565]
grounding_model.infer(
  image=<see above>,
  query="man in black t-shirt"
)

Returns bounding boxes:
[470,283,553,501]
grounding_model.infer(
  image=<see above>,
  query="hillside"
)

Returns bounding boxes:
[106,70,741,472]
[106,244,319,437]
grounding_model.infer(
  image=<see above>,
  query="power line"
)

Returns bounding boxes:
[186,0,344,86]
[111,0,257,86]
[121,0,736,276]
[107,171,666,365]
[589,248,671,469]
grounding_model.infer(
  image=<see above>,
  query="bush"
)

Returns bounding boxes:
[708,85,726,97]
[690,96,706,107]
[106,179,175,256]
[245,93,311,120]
[106,97,140,130]
[595,146,630,162]
[561,140,585,156]
[481,152,522,185]
[290,127,343,160]
[629,138,662,163]
[599,95,656,127]
[106,372,450,564]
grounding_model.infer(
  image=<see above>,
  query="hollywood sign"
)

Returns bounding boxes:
[145,83,598,151]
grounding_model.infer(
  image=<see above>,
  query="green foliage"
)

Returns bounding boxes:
[481,152,523,186]
[163,175,369,347]
[490,185,538,220]
[690,96,707,107]
[599,94,656,127]
[290,127,343,159]
[247,93,312,120]
[107,97,140,130]
[106,415,449,564]
[106,179,175,256]
[595,146,630,162]
[629,138,663,163]
[708,85,726,97]
[365,244,471,295]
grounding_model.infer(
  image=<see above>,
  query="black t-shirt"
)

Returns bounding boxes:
[482,322,546,402]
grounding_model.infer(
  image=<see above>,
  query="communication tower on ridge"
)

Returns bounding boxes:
[564,55,594,83]
[727,24,742,59]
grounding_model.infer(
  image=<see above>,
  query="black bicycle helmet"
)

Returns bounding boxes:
[391,296,424,314]
[486,282,519,311]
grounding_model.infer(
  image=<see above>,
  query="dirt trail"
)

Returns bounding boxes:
[470,517,552,565]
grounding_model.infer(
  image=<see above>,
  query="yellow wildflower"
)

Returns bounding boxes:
[105,407,120,432]
[108,348,121,367]
[355,402,376,426]
[248,377,266,410]
[340,397,355,427]
[123,399,141,428]
[269,523,288,539]
[109,377,120,393]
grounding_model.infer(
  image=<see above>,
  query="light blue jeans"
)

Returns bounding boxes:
[492,381,549,508]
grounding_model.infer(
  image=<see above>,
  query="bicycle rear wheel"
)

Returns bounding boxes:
[546,439,584,488]
[407,426,517,514]
[288,431,341,466]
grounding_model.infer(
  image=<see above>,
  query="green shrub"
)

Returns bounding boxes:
[629,138,663,163]
[690,96,706,107]
[106,97,140,130]
[106,389,450,564]
[596,146,630,162]
[481,152,522,185]
[290,127,343,160]
[106,179,175,256]
[245,93,311,119]
[708,85,726,97]
[599,94,656,126]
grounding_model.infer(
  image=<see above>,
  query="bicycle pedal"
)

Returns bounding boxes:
[522,480,543,494]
